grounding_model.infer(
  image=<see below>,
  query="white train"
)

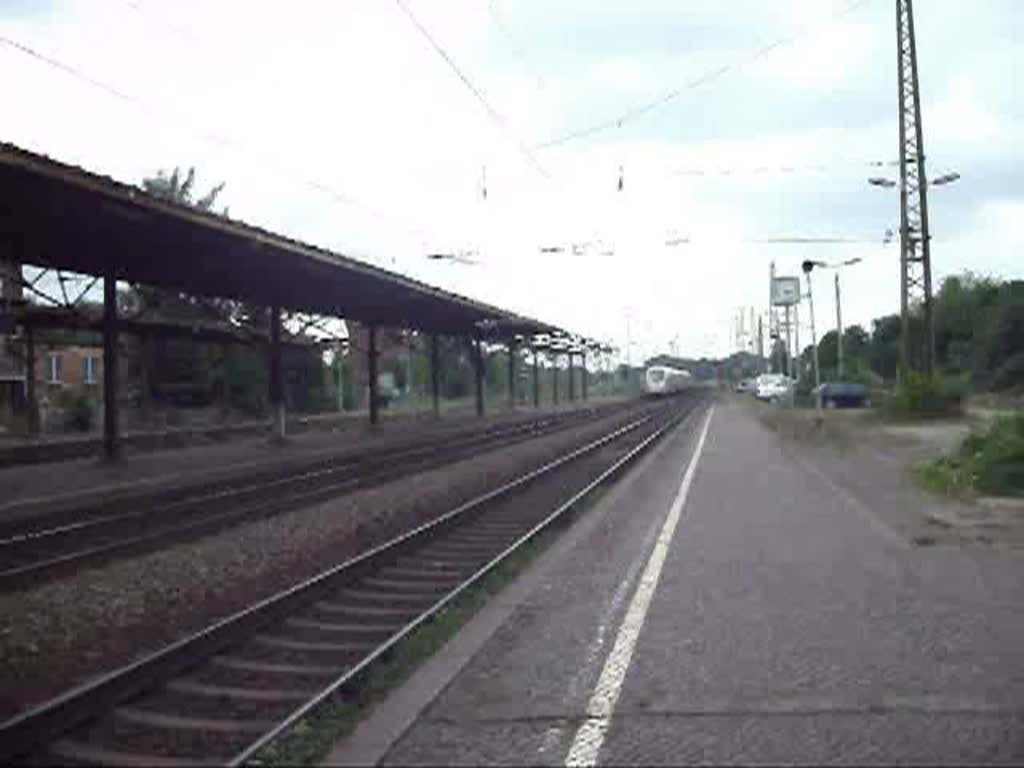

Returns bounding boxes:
[643,365,693,395]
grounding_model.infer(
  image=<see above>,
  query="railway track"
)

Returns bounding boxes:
[0,400,637,591]
[0,392,705,766]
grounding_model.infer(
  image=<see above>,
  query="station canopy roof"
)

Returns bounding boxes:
[0,144,583,340]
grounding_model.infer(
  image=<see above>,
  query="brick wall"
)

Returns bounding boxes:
[35,345,104,394]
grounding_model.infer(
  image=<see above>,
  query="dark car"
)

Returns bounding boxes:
[814,381,870,409]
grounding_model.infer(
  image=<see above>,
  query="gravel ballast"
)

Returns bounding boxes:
[0,404,650,719]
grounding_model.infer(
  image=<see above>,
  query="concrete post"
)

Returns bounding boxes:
[102,268,120,461]
[368,324,379,426]
[835,273,844,380]
[25,321,38,437]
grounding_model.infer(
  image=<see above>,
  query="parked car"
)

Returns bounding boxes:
[755,374,793,402]
[735,378,755,394]
[813,381,871,409]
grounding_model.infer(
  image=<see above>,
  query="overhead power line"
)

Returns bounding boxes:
[0,34,435,246]
[744,236,886,244]
[536,0,872,150]
[394,0,549,179]
[673,158,898,178]
[0,35,139,105]
[485,0,547,93]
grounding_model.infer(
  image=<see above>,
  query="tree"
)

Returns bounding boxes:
[869,314,902,382]
[932,272,1001,377]
[983,281,1024,391]
[843,324,870,363]
[129,168,236,418]
[142,167,227,214]
[817,330,839,378]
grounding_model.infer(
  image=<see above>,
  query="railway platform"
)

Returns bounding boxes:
[330,398,1024,765]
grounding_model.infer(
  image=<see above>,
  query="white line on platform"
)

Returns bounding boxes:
[564,405,715,767]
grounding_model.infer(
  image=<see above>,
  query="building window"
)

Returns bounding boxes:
[82,356,98,385]
[47,353,63,383]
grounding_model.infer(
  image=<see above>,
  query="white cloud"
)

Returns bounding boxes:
[1,0,1021,362]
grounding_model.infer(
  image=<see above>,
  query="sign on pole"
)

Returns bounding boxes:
[771,276,801,307]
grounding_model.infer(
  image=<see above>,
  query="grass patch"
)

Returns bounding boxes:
[915,412,1024,498]
[754,403,859,450]
[882,369,967,421]
[249,524,561,766]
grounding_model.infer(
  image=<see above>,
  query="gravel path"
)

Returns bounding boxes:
[0,405,643,720]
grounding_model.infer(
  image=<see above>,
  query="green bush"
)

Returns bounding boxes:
[918,413,1024,497]
[56,389,95,433]
[964,413,1024,495]
[887,367,967,419]
[991,352,1024,393]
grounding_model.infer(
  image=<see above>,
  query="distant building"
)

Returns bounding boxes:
[36,344,103,391]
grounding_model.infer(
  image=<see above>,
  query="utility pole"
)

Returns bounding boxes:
[624,309,633,392]
[784,305,792,380]
[896,0,934,374]
[793,304,801,382]
[835,273,845,379]
[803,267,821,398]
[757,315,765,374]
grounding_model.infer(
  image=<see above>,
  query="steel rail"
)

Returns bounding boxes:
[0,402,632,590]
[0,394,702,764]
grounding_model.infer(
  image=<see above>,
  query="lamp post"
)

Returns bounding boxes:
[868,170,959,374]
[803,256,863,382]
[800,261,822,403]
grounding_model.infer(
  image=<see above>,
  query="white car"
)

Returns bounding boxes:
[754,374,793,402]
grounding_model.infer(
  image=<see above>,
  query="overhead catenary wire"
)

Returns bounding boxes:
[536,0,872,150]
[672,158,899,178]
[393,0,549,180]
[485,0,547,94]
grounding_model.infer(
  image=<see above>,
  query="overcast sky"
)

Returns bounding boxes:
[2,0,1021,362]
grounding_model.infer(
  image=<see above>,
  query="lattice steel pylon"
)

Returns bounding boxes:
[896,0,934,373]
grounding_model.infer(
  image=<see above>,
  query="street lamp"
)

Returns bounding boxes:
[869,171,960,189]
[803,257,863,380]
[868,170,960,373]
[426,249,480,265]
[800,260,823,401]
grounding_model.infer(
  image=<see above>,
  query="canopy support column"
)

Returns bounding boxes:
[507,339,517,409]
[24,321,38,437]
[552,351,559,405]
[368,324,379,427]
[582,349,588,401]
[532,345,540,408]
[102,268,120,461]
[430,333,441,418]
[269,305,285,440]
[472,336,484,418]
[568,352,576,402]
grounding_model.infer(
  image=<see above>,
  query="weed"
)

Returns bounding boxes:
[916,412,1024,498]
